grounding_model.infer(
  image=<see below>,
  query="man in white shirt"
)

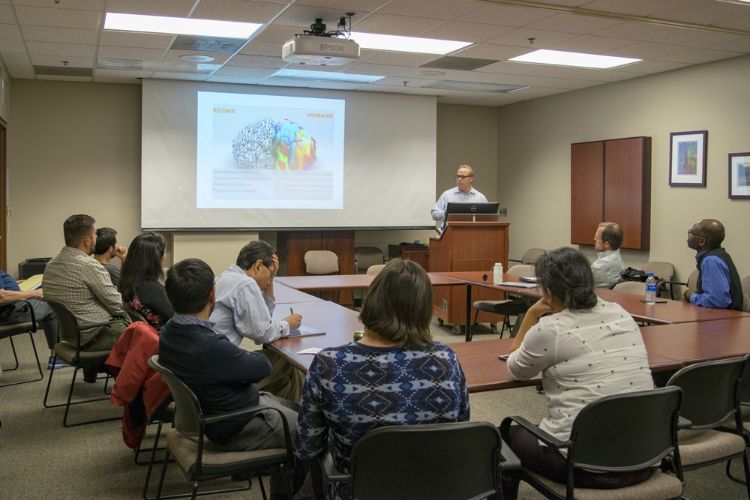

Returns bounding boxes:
[591,221,625,288]
[431,165,488,230]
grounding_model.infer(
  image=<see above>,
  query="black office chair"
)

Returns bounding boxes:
[145,355,295,500]
[472,264,534,339]
[318,421,520,500]
[40,298,122,427]
[0,300,43,387]
[500,387,685,499]
[667,355,750,497]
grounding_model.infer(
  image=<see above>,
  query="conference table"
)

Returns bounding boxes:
[268,275,750,393]
[275,272,461,290]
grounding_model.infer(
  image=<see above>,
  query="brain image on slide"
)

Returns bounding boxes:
[231,118,318,171]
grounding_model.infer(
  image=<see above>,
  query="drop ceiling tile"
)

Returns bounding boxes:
[553,34,635,53]
[452,43,528,61]
[0,23,21,41]
[15,6,101,29]
[659,46,743,64]
[420,22,515,43]
[226,54,286,68]
[163,49,233,65]
[1,51,29,65]
[712,13,750,31]
[104,0,194,17]
[0,5,14,24]
[22,26,98,44]
[6,63,35,78]
[13,0,103,10]
[352,13,446,36]
[653,0,750,25]
[456,4,557,27]
[378,0,484,20]
[29,54,93,67]
[484,28,578,48]
[253,25,299,44]
[100,31,174,50]
[606,41,683,59]
[207,73,262,84]
[94,68,153,82]
[592,21,681,41]
[653,29,743,49]
[151,71,211,80]
[98,46,167,60]
[615,59,688,74]
[708,37,750,53]
[26,41,96,57]
[276,5,371,30]
[580,0,692,16]
[0,39,24,52]
[293,0,389,12]
[191,1,288,23]
[214,65,279,78]
[238,40,282,57]
[360,51,440,66]
[36,74,92,82]
[525,13,622,34]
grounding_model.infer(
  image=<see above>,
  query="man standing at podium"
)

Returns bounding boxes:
[431,164,488,232]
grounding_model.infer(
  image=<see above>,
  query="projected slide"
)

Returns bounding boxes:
[196,92,345,209]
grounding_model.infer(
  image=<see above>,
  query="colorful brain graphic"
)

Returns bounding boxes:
[232,118,317,170]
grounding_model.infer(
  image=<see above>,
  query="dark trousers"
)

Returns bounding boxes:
[505,425,652,492]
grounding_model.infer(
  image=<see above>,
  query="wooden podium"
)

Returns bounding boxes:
[429,216,509,326]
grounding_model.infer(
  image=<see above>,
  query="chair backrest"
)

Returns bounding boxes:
[741,275,750,313]
[349,422,501,500]
[40,297,81,346]
[612,281,646,295]
[365,264,386,276]
[643,261,675,281]
[507,264,535,277]
[354,247,384,274]
[148,355,202,437]
[687,269,699,291]
[521,248,545,265]
[125,305,147,323]
[667,356,747,428]
[304,250,339,275]
[570,387,682,472]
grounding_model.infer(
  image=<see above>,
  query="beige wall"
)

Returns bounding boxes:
[5,82,498,276]
[496,54,750,283]
[7,81,142,276]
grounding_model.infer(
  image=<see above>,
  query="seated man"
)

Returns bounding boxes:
[0,269,60,369]
[160,258,297,454]
[94,227,127,287]
[684,219,743,310]
[590,221,625,288]
[43,214,129,356]
[210,241,303,401]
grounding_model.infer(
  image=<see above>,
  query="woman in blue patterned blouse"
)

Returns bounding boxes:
[295,258,470,499]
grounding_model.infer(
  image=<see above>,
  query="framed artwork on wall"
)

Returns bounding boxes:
[728,152,750,199]
[669,130,707,187]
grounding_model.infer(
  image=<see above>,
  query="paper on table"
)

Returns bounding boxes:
[297,347,322,355]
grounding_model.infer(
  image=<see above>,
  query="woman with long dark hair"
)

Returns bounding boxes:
[119,232,173,329]
[504,247,654,492]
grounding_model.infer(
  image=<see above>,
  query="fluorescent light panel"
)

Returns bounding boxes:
[510,49,640,69]
[104,12,261,39]
[271,69,384,83]
[352,32,472,55]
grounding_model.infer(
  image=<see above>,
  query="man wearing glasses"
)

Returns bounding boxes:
[431,164,488,230]
[684,219,743,310]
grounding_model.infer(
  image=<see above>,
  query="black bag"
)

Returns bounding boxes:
[620,267,648,282]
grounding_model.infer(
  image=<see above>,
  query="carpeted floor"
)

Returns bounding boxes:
[0,323,747,499]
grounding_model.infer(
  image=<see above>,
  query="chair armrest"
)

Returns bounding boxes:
[677,416,693,429]
[499,438,521,471]
[11,300,38,332]
[500,416,571,450]
[320,452,349,484]
[201,404,295,454]
[83,318,124,330]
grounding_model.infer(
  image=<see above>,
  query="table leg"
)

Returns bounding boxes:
[465,284,472,342]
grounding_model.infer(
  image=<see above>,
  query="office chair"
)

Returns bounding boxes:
[353,246,384,274]
[0,300,43,387]
[472,264,535,339]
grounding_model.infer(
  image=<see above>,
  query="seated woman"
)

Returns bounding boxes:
[119,232,173,330]
[506,247,654,490]
[295,258,469,499]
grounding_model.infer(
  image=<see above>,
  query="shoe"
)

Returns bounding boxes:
[47,356,67,370]
[82,367,97,383]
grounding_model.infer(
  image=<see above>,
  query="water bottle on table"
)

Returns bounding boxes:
[493,262,503,284]
[645,272,657,304]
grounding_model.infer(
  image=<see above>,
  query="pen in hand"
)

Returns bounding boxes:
[290,307,294,315]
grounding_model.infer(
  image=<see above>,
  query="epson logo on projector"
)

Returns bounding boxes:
[319,43,344,52]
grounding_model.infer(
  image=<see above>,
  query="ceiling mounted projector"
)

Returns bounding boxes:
[282,16,360,66]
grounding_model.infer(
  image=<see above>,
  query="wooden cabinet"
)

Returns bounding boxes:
[571,136,651,250]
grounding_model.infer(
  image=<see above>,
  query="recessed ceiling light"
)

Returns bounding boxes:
[179,54,215,63]
[104,13,261,39]
[270,69,384,83]
[510,49,640,69]
[351,32,472,55]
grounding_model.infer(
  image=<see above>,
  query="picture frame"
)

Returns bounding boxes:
[669,130,707,187]
[728,152,750,199]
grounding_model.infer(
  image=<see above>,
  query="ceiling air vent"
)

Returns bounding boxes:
[420,56,497,71]
[34,65,92,77]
